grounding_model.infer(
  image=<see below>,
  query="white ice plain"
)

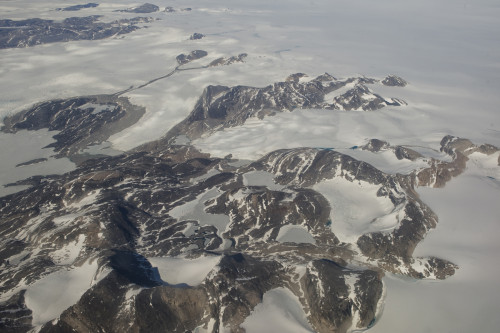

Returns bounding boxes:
[313,178,397,244]
[370,153,500,333]
[2,0,499,153]
[24,260,99,327]
[276,224,316,245]
[0,129,75,197]
[241,287,315,333]
[148,255,221,286]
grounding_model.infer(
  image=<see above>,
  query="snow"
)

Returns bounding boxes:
[344,274,361,332]
[122,287,143,313]
[1,1,499,151]
[335,148,430,175]
[400,145,453,162]
[189,168,221,184]
[467,151,500,174]
[168,188,230,235]
[15,203,57,241]
[0,129,75,197]
[24,259,99,327]
[369,153,500,333]
[276,224,316,245]
[241,287,314,333]
[192,107,448,162]
[313,178,396,244]
[243,170,284,190]
[0,0,499,331]
[194,318,217,333]
[78,103,116,115]
[2,0,499,157]
[68,189,102,208]
[50,234,86,265]
[148,255,221,286]
[324,81,357,102]
[52,211,86,226]
[81,141,123,156]
[180,222,197,237]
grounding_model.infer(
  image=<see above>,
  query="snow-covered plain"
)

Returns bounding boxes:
[2,0,499,152]
[276,224,316,245]
[148,255,221,286]
[313,178,398,244]
[24,260,99,327]
[243,170,284,190]
[168,188,230,235]
[370,153,500,333]
[241,287,314,333]
[1,0,500,331]
[0,129,75,196]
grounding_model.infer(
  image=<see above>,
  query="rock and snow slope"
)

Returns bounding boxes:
[1,89,495,331]
[0,0,499,332]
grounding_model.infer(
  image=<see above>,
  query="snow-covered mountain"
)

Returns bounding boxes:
[1,1,499,333]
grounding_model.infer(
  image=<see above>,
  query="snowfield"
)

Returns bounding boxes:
[371,153,500,333]
[241,287,314,333]
[148,255,221,286]
[24,260,99,327]
[0,129,75,196]
[313,177,398,244]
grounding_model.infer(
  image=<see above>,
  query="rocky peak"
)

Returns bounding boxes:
[382,75,407,87]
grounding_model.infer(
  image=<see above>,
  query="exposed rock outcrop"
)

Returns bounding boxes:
[382,75,407,87]
[0,16,152,49]
[164,73,407,141]
[1,95,145,160]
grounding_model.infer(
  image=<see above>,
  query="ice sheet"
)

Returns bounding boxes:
[168,188,230,235]
[0,129,75,197]
[313,177,396,244]
[148,255,221,286]
[241,287,314,333]
[370,153,500,333]
[24,260,99,327]
[2,0,499,154]
[276,224,316,245]
[242,170,284,191]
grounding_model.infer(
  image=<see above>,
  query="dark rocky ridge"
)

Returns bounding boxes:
[117,3,160,13]
[0,131,485,331]
[303,260,383,333]
[0,291,32,333]
[190,32,205,40]
[0,142,387,332]
[0,16,152,49]
[362,138,424,161]
[176,49,208,65]
[382,75,407,87]
[15,158,48,168]
[162,73,407,143]
[208,53,248,67]
[0,71,403,164]
[57,3,99,11]
[1,95,145,160]
[244,146,459,277]
[1,67,496,332]
[416,135,500,187]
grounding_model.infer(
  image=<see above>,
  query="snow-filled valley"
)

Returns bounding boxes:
[0,0,499,332]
